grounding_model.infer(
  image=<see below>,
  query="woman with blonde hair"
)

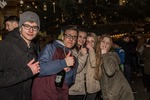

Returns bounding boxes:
[69,32,101,100]
[95,34,134,100]
[84,32,101,100]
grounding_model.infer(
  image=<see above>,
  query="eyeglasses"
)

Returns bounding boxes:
[64,34,77,40]
[22,24,39,31]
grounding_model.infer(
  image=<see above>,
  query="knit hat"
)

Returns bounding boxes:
[19,11,40,29]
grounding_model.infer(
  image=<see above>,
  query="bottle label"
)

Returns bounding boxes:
[55,75,62,83]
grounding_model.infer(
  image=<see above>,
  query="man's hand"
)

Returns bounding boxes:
[65,51,74,67]
[27,58,40,75]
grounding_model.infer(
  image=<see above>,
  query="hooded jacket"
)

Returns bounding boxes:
[0,28,36,100]
[32,40,78,100]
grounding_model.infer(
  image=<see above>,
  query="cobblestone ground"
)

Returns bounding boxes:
[131,74,150,100]
[96,70,150,100]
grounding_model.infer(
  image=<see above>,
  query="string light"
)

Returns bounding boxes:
[20,0,23,5]
[15,0,148,34]
[53,2,56,13]
[78,0,82,3]
[43,3,47,11]
[119,0,127,6]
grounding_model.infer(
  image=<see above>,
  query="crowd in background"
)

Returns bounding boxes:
[0,11,150,100]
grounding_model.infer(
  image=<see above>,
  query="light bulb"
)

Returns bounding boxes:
[20,0,24,4]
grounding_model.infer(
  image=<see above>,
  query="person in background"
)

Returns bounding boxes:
[136,34,145,55]
[69,27,88,100]
[117,35,135,84]
[0,11,40,100]
[4,15,19,31]
[3,16,19,39]
[32,25,79,100]
[113,43,125,72]
[141,39,150,92]
[95,34,134,100]
[136,34,145,76]
[130,35,138,75]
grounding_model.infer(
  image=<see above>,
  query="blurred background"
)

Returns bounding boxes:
[0,0,150,38]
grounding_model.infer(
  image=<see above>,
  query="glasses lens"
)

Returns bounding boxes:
[23,24,30,30]
[64,34,77,40]
[32,26,39,31]
[23,24,39,31]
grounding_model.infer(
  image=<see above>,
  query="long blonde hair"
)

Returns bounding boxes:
[94,34,113,80]
[87,32,98,49]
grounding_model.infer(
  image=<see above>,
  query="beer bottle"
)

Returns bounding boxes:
[55,69,66,87]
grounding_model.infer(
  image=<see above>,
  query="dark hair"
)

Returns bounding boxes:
[62,25,79,35]
[4,16,19,23]
[122,34,130,39]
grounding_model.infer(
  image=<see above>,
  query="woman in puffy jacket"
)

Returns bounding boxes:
[95,34,134,100]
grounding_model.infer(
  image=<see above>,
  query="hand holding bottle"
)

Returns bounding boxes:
[27,58,40,75]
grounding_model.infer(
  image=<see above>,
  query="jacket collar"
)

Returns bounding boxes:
[5,28,34,52]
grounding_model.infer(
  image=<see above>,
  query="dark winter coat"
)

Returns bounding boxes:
[118,41,134,64]
[0,28,36,100]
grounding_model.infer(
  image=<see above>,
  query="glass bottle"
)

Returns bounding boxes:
[55,69,66,87]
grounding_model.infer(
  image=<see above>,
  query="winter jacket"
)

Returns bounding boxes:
[32,40,78,100]
[100,52,134,100]
[69,49,100,95]
[118,41,134,64]
[69,48,88,95]
[85,49,100,94]
[115,48,125,64]
[0,28,36,100]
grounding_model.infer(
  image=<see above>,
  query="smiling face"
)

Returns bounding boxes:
[100,36,112,53]
[62,29,78,49]
[86,36,95,49]
[77,31,87,46]
[20,21,39,44]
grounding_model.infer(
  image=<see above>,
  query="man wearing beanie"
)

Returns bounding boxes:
[0,11,40,100]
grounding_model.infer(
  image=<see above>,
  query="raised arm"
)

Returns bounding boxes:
[38,44,67,76]
[102,53,119,76]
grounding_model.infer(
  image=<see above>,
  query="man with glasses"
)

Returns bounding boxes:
[32,25,79,100]
[0,11,40,100]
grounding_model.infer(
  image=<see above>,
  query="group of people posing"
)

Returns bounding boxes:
[0,11,134,100]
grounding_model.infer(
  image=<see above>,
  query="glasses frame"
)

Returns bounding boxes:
[64,34,77,41]
[22,24,39,32]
